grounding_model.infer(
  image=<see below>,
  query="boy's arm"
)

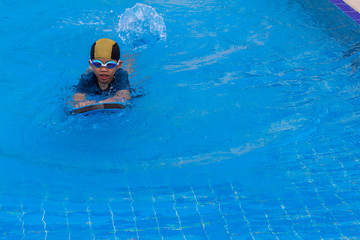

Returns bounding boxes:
[71,93,96,108]
[71,90,130,108]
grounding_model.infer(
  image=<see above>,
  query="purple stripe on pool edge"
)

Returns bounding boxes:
[329,0,360,24]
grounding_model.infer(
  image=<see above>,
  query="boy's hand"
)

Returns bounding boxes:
[75,100,96,108]
[98,99,112,104]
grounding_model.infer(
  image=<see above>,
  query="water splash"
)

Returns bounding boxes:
[118,3,166,49]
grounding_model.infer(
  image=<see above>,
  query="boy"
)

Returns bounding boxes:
[72,38,131,108]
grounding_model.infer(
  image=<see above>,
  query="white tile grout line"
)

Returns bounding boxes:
[311,143,360,232]
[151,195,164,240]
[307,144,350,239]
[295,141,349,239]
[19,203,25,240]
[285,167,324,239]
[264,212,280,240]
[277,147,306,240]
[281,145,324,239]
[41,197,48,240]
[170,189,187,240]
[229,182,255,240]
[108,200,118,240]
[278,201,303,240]
[190,186,210,240]
[208,181,233,240]
[64,197,71,240]
[128,186,140,240]
[86,198,96,240]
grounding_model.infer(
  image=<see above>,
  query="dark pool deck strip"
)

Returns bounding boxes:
[330,0,360,24]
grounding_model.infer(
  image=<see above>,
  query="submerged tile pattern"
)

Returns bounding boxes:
[330,0,360,24]
[1,167,360,240]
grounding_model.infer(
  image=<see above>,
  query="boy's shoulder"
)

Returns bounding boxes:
[114,68,129,80]
[80,70,95,82]
[115,68,128,75]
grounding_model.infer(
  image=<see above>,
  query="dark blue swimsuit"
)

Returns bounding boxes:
[76,68,130,97]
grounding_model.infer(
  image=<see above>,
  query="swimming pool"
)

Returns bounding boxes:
[1,0,360,238]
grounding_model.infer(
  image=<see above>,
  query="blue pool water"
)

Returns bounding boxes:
[1,0,360,238]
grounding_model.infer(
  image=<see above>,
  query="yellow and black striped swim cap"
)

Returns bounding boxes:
[90,38,120,61]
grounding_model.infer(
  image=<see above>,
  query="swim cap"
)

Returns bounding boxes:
[90,38,120,61]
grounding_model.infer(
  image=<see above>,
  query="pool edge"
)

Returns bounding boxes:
[330,0,360,24]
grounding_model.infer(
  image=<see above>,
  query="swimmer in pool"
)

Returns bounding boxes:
[72,38,131,108]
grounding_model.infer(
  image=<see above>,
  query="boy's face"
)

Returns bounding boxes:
[89,58,122,85]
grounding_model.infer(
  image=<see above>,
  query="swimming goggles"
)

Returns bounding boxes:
[90,59,119,69]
